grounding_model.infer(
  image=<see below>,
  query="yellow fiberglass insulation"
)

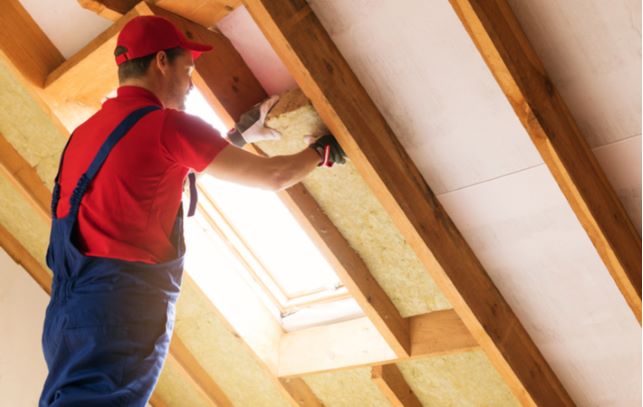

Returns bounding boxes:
[304,367,392,407]
[259,89,450,317]
[174,277,293,407]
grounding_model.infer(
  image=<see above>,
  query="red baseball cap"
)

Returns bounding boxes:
[115,15,212,65]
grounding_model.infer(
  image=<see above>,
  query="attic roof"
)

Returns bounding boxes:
[0,0,640,406]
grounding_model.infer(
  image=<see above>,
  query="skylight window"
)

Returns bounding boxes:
[182,89,363,331]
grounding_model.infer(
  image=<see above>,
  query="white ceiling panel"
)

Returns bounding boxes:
[508,0,642,148]
[437,164,641,406]
[19,0,112,59]
[307,0,544,194]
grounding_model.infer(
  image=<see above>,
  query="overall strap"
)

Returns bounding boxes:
[55,105,161,219]
[51,135,74,218]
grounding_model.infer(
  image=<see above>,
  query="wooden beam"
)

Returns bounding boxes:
[409,309,478,357]
[170,334,235,407]
[148,391,170,407]
[0,133,51,222]
[278,310,477,377]
[77,0,139,20]
[448,0,642,323]
[44,5,143,107]
[280,378,325,407]
[153,0,241,28]
[241,1,574,405]
[371,364,423,407]
[78,0,241,27]
[0,0,87,132]
[0,0,65,87]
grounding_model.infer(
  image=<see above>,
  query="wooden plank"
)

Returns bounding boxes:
[77,0,140,20]
[409,309,478,357]
[278,316,397,377]
[371,364,423,407]
[448,0,641,323]
[0,0,65,87]
[278,310,477,377]
[241,1,574,405]
[280,377,325,407]
[148,391,170,407]
[0,0,87,132]
[0,133,51,222]
[170,334,235,407]
[154,0,241,29]
[44,5,143,106]
[78,0,241,27]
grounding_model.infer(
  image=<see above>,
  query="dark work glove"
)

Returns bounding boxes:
[309,134,346,167]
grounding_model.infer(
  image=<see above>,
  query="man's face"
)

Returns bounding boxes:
[165,50,195,110]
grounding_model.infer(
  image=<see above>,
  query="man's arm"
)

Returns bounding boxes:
[204,145,320,191]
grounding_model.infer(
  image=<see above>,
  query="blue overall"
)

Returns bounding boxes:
[40,106,185,406]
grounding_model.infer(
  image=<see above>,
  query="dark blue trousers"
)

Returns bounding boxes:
[40,106,184,406]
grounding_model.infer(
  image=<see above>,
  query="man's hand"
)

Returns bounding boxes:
[228,95,281,146]
[309,134,346,167]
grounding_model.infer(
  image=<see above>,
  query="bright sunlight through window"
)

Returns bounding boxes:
[182,89,363,332]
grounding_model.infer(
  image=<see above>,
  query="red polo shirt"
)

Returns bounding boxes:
[56,86,229,264]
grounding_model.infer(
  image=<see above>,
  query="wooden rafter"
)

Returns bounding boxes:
[371,364,423,407]
[78,0,241,28]
[0,0,65,87]
[78,0,141,19]
[0,0,91,133]
[148,392,170,407]
[449,0,642,323]
[44,6,141,107]
[241,0,574,405]
[0,133,51,223]
[280,378,325,407]
[170,334,235,407]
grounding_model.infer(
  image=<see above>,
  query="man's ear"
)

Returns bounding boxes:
[154,51,170,75]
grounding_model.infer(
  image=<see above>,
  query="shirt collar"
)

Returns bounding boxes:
[116,86,163,107]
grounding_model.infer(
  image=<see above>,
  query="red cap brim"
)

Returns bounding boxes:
[182,39,212,61]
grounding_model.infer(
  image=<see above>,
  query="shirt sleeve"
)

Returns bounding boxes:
[160,109,230,172]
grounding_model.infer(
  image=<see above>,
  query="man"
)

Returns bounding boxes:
[40,15,345,406]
